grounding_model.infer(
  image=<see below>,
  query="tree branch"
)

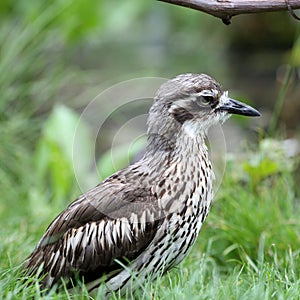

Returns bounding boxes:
[158,0,300,24]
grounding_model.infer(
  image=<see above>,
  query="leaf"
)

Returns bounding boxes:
[35,104,93,203]
[243,158,279,184]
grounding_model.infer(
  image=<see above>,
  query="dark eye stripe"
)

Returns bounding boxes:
[171,107,194,124]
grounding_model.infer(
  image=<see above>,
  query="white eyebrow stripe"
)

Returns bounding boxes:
[194,89,219,97]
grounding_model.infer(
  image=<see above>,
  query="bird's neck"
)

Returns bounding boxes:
[143,128,213,218]
[175,131,208,159]
[145,128,209,173]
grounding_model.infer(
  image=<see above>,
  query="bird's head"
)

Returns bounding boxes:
[148,73,260,141]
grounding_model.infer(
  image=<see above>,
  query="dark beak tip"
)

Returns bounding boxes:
[247,109,261,117]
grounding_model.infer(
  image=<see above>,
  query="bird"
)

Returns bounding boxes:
[24,73,260,295]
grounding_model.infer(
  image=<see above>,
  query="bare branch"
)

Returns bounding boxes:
[158,0,300,24]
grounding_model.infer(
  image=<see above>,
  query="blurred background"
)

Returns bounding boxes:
[0,0,300,290]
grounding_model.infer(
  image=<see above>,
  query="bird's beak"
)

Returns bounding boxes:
[217,98,261,117]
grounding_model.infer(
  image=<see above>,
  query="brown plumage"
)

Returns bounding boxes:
[24,73,260,295]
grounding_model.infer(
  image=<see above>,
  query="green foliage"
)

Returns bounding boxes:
[290,28,300,67]
[0,0,102,43]
[34,104,93,206]
[269,28,300,135]
[97,136,147,179]
[244,158,279,184]
[0,4,66,117]
[0,0,150,44]
[243,138,294,185]
[199,139,300,272]
[0,2,73,223]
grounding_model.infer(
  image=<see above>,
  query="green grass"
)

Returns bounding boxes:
[1,140,299,300]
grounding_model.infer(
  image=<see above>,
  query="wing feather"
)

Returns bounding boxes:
[24,169,162,287]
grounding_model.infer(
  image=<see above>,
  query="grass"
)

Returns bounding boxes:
[0,139,299,299]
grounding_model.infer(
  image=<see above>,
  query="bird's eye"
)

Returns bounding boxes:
[197,96,214,106]
[203,96,214,104]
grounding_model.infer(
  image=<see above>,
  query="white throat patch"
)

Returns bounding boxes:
[182,121,201,138]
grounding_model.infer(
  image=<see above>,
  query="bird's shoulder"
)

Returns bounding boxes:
[37,162,160,248]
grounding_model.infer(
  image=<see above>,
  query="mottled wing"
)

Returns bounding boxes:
[24,174,162,288]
